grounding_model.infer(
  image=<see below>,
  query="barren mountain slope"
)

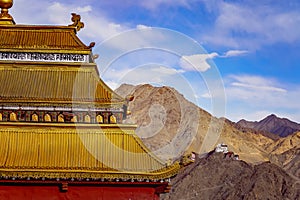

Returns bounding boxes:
[115,84,274,163]
[268,131,300,179]
[161,152,300,200]
[267,131,300,154]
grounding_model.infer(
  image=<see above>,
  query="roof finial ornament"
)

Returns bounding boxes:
[68,13,84,32]
[0,0,15,25]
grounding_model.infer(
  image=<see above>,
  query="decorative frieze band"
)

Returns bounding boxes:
[1,105,123,112]
[0,52,89,63]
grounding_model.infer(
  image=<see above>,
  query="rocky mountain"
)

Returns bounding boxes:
[161,152,300,200]
[237,114,300,137]
[115,84,300,199]
[115,84,274,163]
[268,131,300,179]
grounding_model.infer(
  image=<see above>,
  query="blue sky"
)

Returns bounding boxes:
[9,0,300,122]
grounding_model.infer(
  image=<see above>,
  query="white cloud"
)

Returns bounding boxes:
[77,5,92,13]
[179,53,218,72]
[136,24,152,30]
[140,0,190,10]
[10,0,129,44]
[202,1,300,48]
[231,82,286,93]
[223,50,249,57]
[151,66,185,74]
[227,74,287,94]
[179,50,248,72]
[224,74,300,122]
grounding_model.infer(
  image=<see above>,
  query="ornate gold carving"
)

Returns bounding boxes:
[31,113,38,122]
[9,112,17,121]
[0,0,15,24]
[0,52,88,62]
[44,114,51,122]
[58,114,64,122]
[84,114,91,123]
[0,0,13,8]
[96,115,103,123]
[110,115,117,124]
[68,13,84,32]
[71,115,77,122]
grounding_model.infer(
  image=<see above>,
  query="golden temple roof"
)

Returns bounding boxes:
[0,62,124,106]
[0,123,180,180]
[0,25,89,53]
[0,8,124,106]
[0,2,182,182]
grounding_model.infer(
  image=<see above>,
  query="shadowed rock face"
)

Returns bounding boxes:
[237,114,300,137]
[161,152,300,200]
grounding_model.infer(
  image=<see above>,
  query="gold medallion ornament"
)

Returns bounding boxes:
[0,0,15,25]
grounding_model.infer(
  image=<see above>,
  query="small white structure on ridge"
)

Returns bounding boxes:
[215,143,228,153]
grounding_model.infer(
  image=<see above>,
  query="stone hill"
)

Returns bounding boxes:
[161,152,300,200]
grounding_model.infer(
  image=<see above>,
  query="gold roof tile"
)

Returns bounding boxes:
[0,64,124,105]
[0,125,180,180]
[0,26,89,52]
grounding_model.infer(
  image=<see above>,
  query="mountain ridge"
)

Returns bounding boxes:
[115,83,300,199]
[237,114,300,137]
[115,83,274,163]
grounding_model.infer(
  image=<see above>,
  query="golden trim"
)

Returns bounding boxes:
[0,122,138,129]
[0,163,180,180]
[0,49,91,54]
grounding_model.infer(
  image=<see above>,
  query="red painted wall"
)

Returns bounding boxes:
[0,185,160,200]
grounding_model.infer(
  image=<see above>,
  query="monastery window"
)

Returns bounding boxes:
[44,114,51,122]
[84,114,91,123]
[110,114,117,124]
[9,112,17,121]
[58,114,65,122]
[31,113,39,122]
[0,113,2,121]
[96,114,103,123]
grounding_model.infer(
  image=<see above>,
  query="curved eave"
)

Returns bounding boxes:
[0,162,180,180]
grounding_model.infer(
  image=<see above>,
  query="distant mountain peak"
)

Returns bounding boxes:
[237,114,300,137]
[267,114,277,118]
